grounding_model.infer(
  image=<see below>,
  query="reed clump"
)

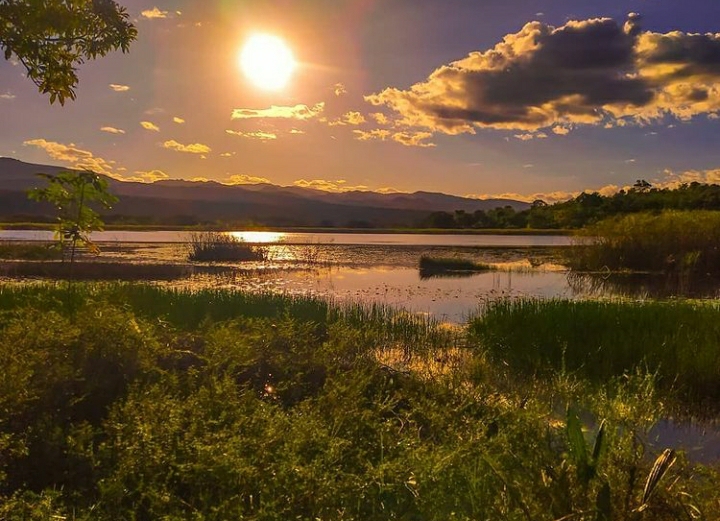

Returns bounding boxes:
[419,255,492,277]
[187,231,267,262]
[569,210,720,274]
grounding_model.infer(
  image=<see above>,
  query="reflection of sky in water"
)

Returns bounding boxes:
[185,267,577,324]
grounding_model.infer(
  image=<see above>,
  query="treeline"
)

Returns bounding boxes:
[423,182,720,229]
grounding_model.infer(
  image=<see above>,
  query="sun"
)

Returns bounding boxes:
[239,34,296,91]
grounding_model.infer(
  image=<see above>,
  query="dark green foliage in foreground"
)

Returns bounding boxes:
[471,298,720,406]
[0,285,717,519]
[569,210,720,274]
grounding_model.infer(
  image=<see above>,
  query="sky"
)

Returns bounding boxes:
[2,0,720,202]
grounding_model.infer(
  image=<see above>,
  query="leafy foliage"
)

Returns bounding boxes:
[0,284,716,519]
[0,0,137,103]
[28,170,117,262]
[424,182,720,230]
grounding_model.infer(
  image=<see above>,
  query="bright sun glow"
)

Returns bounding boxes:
[239,34,296,91]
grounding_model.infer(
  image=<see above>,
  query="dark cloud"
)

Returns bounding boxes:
[367,15,720,134]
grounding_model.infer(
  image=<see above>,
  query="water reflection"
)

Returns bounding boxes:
[568,271,720,299]
[229,231,287,244]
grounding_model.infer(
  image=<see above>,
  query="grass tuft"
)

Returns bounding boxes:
[187,231,267,262]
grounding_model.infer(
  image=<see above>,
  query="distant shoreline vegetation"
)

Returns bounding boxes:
[5,181,720,231]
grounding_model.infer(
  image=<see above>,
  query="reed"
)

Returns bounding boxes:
[187,231,267,262]
[470,298,720,406]
[569,210,720,274]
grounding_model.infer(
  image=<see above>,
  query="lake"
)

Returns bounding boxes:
[0,230,573,246]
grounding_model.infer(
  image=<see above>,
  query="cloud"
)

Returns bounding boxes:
[231,103,325,120]
[334,83,347,96]
[468,183,631,204]
[162,140,211,154]
[100,126,126,134]
[140,121,160,132]
[552,125,570,135]
[226,130,277,140]
[366,15,720,135]
[173,116,185,124]
[293,179,369,193]
[370,112,390,125]
[121,170,170,183]
[109,84,130,92]
[141,7,168,19]
[514,132,548,141]
[661,167,720,187]
[0,92,16,100]
[221,174,271,185]
[353,129,436,147]
[328,111,367,126]
[289,129,305,134]
[23,139,117,176]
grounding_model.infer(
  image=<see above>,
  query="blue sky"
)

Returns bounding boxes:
[2,0,720,202]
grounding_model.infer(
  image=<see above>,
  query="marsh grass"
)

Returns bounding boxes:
[470,298,720,408]
[419,255,493,278]
[187,231,267,262]
[569,210,720,274]
[0,284,717,519]
[0,260,208,280]
[0,242,61,260]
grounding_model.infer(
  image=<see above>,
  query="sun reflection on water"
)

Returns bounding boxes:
[229,231,286,244]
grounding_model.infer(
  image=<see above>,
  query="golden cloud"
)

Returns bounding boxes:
[231,103,325,120]
[23,139,117,177]
[225,130,277,140]
[221,174,271,185]
[141,7,168,19]
[334,83,347,96]
[173,116,185,124]
[162,140,211,154]
[353,129,435,147]
[140,121,160,132]
[328,111,367,126]
[109,84,130,92]
[120,170,170,183]
[100,126,126,134]
[293,179,369,193]
[366,15,720,135]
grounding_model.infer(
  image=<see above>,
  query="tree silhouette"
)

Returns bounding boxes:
[0,0,136,103]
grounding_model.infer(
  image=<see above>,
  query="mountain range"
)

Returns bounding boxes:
[0,157,528,227]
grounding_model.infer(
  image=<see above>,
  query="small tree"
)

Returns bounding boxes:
[28,170,118,263]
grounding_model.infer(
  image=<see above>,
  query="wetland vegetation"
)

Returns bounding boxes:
[1,284,718,520]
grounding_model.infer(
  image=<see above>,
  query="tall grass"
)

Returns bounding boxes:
[470,298,720,407]
[569,210,720,273]
[187,231,267,262]
[0,242,62,260]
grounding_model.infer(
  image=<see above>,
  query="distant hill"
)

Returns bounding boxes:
[0,157,529,227]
